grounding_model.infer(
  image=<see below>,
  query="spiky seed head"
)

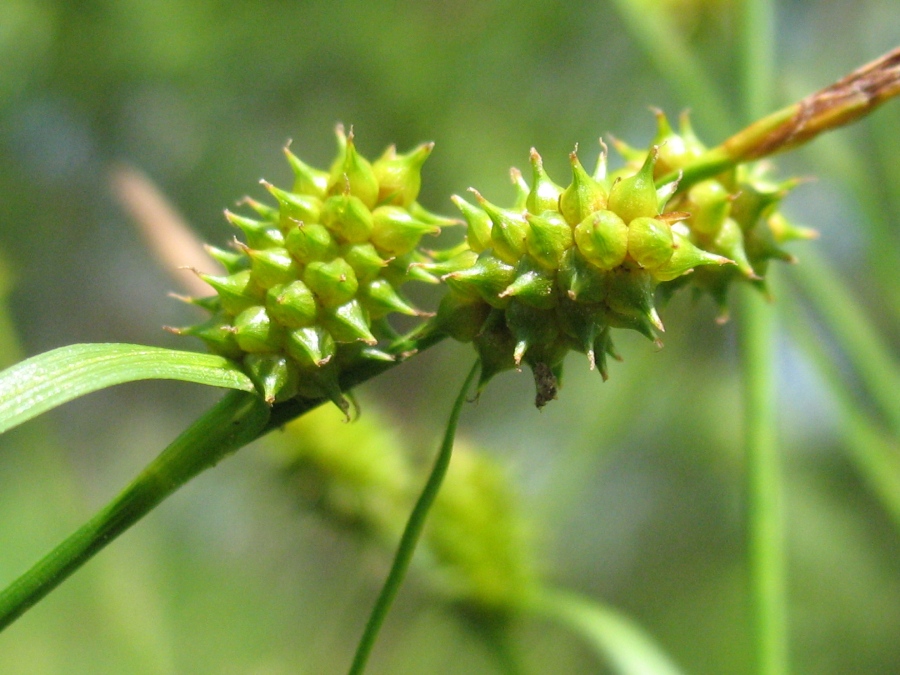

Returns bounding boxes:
[327,128,379,209]
[433,118,805,405]
[525,212,574,271]
[370,206,439,256]
[372,142,434,207]
[526,148,564,214]
[452,194,493,253]
[686,180,732,237]
[178,130,451,408]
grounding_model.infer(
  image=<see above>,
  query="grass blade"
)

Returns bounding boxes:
[0,343,254,435]
[532,588,687,675]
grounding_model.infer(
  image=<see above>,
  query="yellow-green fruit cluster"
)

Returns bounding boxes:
[434,112,811,406]
[174,127,452,408]
[633,111,815,318]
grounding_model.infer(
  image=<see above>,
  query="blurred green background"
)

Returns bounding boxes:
[1,0,900,673]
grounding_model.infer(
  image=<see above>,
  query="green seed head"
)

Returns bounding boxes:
[473,190,530,265]
[265,281,318,328]
[327,127,379,209]
[234,305,285,353]
[178,129,452,407]
[452,194,493,253]
[321,193,375,244]
[526,148,564,214]
[372,142,434,207]
[284,145,329,199]
[370,206,439,257]
[652,109,706,176]
[525,211,574,270]
[432,115,806,405]
[685,180,732,238]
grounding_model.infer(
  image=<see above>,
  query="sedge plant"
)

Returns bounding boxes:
[0,21,898,674]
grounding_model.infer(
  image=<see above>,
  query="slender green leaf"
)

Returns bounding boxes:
[533,588,687,675]
[789,250,900,434]
[0,343,255,435]
[781,290,900,530]
[739,2,789,673]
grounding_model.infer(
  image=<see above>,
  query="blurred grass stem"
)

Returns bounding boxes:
[740,2,789,675]
[790,250,900,434]
[781,289,900,530]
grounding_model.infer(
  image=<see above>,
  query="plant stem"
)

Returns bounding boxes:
[740,1,789,673]
[347,360,479,675]
[0,389,270,631]
[740,290,789,675]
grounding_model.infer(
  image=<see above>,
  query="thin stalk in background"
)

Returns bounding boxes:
[0,389,270,631]
[608,0,733,137]
[740,287,788,675]
[789,250,900,434]
[780,288,900,530]
[740,1,789,675]
[347,360,479,675]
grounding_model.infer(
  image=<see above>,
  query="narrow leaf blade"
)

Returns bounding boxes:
[536,588,687,675]
[0,343,255,435]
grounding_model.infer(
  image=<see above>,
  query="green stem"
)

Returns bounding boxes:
[740,289,789,675]
[347,359,479,675]
[0,389,270,631]
[740,2,789,674]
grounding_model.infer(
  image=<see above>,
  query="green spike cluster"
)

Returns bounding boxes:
[172,127,453,410]
[649,111,816,317]
[433,112,814,407]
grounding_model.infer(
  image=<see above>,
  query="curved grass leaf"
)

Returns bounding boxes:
[0,343,255,435]
[534,588,687,675]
